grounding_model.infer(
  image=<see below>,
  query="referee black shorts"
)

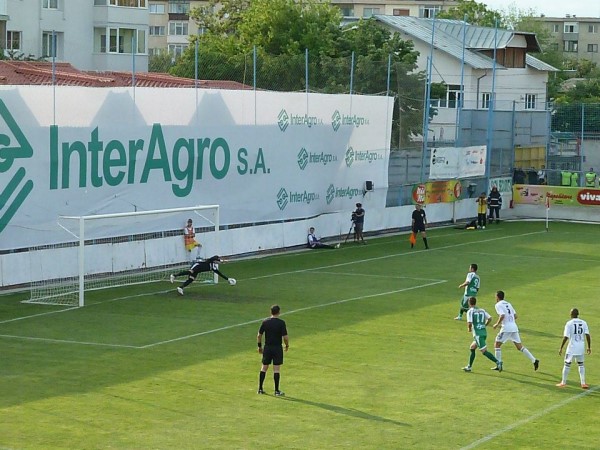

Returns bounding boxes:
[262,345,284,366]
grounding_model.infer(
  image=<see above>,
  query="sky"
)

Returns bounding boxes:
[481,0,600,18]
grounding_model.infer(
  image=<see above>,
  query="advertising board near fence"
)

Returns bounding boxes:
[411,180,463,204]
[513,185,600,207]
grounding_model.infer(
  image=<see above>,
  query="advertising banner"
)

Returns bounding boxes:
[0,86,393,250]
[429,145,487,179]
[411,180,463,204]
[513,185,600,207]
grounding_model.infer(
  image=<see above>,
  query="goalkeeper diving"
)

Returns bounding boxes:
[170,255,236,295]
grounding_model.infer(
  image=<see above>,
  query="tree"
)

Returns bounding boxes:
[436,0,504,28]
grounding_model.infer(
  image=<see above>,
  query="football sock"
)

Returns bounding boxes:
[562,363,571,383]
[495,349,502,362]
[174,270,188,277]
[423,237,429,248]
[483,351,498,363]
[521,347,536,362]
[259,371,266,390]
[578,364,586,385]
[182,278,193,288]
[469,349,476,366]
[274,373,281,391]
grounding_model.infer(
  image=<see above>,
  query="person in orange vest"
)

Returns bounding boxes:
[184,218,202,261]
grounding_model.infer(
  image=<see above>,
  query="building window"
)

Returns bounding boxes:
[447,84,462,109]
[340,7,354,16]
[481,92,491,109]
[525,94,536,110]
[149,3,165,13]
[7,31,22,51]
[149,26,165,36]
[95,27,146,54]
[362,8,380,18]
[551,42,559,51]
[420,6,441,18]
[168,21,188,36]
[168,43,187,58]
[589,25,598,33]
[43,0,59,9]
[588,43,598,53]
[393,9,410,16]
[42,32,58,57]
[95,0,147,6]
[149,47,167,56]
[552,24,560,33]
[169,1,190,14]
[564,22,579,33]
[563,40,578,52]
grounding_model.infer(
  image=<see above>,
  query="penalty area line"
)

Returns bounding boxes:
[140,279,447,349]
[461,385,599,449]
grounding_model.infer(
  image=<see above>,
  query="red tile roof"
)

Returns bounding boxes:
[0,61,251,89]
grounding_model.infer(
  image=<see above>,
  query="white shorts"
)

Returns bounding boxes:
[564,354,585,364]
[495,331,521,344]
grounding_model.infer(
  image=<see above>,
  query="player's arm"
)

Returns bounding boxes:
[492,313,505,329]
[213,268,230,281]
[586,333,592,354]
[257,331,263,354]
[283,334,289,351]
[466,321,472,333]
[458,280,468,288]
[558,336,568,355]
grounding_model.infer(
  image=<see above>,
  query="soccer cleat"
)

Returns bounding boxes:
[497,362,503,372]
[491,366,499,371]
[257,389,265,394]
[177,287,184,296]
[462,366,472,372]
[454,316,462,321]
[335,243,340,249]
[274,390,285,397]
[556,382,566,388]
[169,274,175,284]
[534,359,539,371]
[581,384,589,389]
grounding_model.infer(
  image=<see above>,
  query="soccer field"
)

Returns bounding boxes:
[1,221,599,449]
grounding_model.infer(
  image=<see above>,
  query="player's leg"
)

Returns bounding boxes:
[464,341,477,371]
[576,356,588,388]
[421,229,429,249]
[557,354,573,386]
[478,337,501,370]
[455,295,469,320]
[258,363,269,394]
[272,347,285,396]
[514,340,538,368]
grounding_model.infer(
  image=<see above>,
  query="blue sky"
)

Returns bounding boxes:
[482,0,600,18]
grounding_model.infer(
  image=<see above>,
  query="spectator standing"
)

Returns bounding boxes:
[487,186,502,224]
[537,165,546,185]
[353,203,366,244]
[183,218,201,262]
[585,168,596,188]
[476,192,487,229]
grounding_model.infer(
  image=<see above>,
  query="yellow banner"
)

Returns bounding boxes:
[513,184,600,207]
[412,180,463,204]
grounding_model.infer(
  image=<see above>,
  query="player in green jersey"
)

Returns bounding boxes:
[463,297,502,372]
[455,263,480,320]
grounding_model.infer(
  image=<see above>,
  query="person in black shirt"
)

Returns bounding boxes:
[487,186,502,223]
[411,204,429,249]
[353,202,366,244]
[170,255,236,295]
[257,304,289,396]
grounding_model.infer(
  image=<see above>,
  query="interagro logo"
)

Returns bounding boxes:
[331,110,370,132]
[297,147,337,170]
[345,146,381,167]
[325,183,362,205]
[278,109,322,132]
[0,100,34,233]
[276,187,320,210]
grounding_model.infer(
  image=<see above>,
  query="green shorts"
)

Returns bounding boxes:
[473,335,488,350]
[460,295,472,310]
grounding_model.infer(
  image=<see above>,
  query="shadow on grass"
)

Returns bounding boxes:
[280,396,411,427]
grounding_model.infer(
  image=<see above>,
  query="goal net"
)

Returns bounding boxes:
[26,205,220,307]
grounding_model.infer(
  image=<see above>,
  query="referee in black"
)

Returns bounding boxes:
[257,304,289,396]
[411,203,429,249]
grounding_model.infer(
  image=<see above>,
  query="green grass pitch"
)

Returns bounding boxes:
[1,221,599,449]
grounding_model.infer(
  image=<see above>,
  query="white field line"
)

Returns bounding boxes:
[138,278,447,349]
[0,230,542,346]
[459,250,600,264]
[461,385,599,449]
[0,333,139,349]
[313,271,443,282]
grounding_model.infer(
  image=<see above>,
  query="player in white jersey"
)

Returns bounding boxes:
[557,308,591,389]
[491,290,539,371]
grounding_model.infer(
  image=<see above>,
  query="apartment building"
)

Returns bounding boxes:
[541,15,600,64]
[148,0,207,58]
[331,0,459,19]
[1,0,149,71]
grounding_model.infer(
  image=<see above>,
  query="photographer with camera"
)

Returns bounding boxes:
[352,202,366,244]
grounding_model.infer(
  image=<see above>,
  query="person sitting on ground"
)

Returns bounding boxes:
[307,227,340,249]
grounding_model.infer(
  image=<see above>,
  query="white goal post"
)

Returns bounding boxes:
[26,205,220,307]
